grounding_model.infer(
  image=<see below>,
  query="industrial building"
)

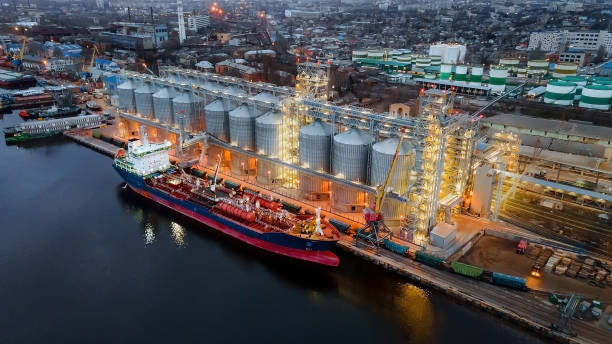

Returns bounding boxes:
[113,65,479,249]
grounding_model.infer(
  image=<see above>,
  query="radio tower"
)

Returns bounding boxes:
[177,0,186,45]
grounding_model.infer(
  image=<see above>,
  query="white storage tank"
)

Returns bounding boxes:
[229,104,257,150]
[117,80,136,112]
[499,58,519,72]
[552,63,578,79]
[454,65,468,82]
[255,111,283,184]
[430,55,442,66]
[544,81,576,106]
[134,82,155,119]
[579,85,612,110]
[527,60,549,76]
[204,99,229,141]
[299,120,333,197]
[173,92,204,132]
[152,87,176,125]
[440,64,452,80]
[488,67,508,94]
[415,56,431,68]
[368,51,384,60]
[470,66,483,85]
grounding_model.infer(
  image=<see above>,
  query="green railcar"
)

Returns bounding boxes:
[451,261,484,278]
[415,251,444,268]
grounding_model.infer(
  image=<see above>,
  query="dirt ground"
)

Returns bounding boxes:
[460,235,612,301]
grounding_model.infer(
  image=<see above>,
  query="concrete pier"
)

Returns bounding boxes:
[64,130,119,157]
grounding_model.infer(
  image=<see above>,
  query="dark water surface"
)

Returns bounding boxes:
[0,111,545,343]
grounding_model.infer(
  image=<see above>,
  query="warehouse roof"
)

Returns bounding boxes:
[483,114,612,143]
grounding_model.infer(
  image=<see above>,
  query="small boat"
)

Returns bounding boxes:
[18,110,31,119]
[86,100,102,111]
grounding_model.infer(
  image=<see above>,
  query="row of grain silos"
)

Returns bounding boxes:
[116,79,205,132]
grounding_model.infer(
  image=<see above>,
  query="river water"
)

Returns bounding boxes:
[0,111,544,343]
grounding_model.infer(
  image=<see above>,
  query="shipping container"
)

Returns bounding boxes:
[451,261,484,278]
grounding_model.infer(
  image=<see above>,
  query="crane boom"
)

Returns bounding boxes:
[375,134,404,215]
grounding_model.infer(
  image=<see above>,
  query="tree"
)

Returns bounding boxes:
[591,45,607,64]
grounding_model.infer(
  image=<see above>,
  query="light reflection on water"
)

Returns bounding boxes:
[144,223,155,244]
[170,221,186,247]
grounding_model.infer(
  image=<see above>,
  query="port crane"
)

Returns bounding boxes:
[81,44,99,79]
[11,37,28,70]
[355,130,406,251]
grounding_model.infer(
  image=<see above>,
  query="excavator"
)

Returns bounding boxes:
[356,129,406,250]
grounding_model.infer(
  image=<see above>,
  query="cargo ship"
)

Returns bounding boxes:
[113,136,340,266]
[19,105,82,120]
[0,69,37,89]
[3,113,106,143]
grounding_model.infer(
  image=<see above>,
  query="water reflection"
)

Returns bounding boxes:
[143,222,155,244]
[170,221,186,247]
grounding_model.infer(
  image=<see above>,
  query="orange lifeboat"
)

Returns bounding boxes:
[254,197,280,211]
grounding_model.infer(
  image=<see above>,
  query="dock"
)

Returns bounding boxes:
[65,130,609,344]
[63,129,119,157]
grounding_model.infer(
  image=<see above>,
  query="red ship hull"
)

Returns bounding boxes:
[130,185,340,267]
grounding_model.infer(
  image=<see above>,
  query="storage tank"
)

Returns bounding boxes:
[579,85,612,110]
[544,81,576,106]
[454,65,468,82]
[331,128,373,212]
[134,82,155,119]
[117,80,135,112]
[562,76,587,101]
[173,92,204,132]
[470,66,483,85]
[415,56,431,68]
[229,104,257,150]
[430,55,442,66]
[527,60,549,76]
[368,51,384,60]
[352,50,369,61]
[488,67,508,94]
[443,45,460,64]
[397,55,412,63]
[499,58,519,72]
[439,64,452,80]
[152,87,176,125]
[589,76,612,86]
[204,98,229,141]
[552,63,578,79]
[299,120,333,196]
[255,111,283,184]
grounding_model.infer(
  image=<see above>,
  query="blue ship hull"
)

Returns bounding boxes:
[114,165,340,266]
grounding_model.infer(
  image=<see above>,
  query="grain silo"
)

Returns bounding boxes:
[299,120,333,200]
[204,99,229,141]
[229,104,257,150]
[134,82,155,119]
[579,85,612,110]
[152,87,176,125]
[255,111,283,184]
[544,81,576,106]
[117,80,136,112]
[369,138,416,228]
[173,92,204,132]
[331,128,373,212]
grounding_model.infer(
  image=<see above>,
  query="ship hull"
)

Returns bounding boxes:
[114,166,339,266]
